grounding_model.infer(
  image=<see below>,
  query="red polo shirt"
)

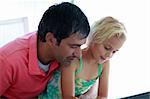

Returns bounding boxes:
[0,32,58,98]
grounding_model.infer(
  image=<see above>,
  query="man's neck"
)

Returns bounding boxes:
[37,40,54,65]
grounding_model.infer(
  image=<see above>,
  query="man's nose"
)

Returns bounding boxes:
[73,47,81,59]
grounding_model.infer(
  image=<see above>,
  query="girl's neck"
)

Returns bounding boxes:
[82,48,98,66]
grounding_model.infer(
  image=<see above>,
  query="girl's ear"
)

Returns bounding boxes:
[45,32,57,45]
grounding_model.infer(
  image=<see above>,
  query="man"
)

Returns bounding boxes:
[0,2,90,98]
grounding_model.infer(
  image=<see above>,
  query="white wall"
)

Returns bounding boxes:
[0,0,71,46]
[0,0,52,32]
[74,0,150,98]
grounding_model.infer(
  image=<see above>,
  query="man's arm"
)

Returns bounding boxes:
[0,57,12,96]
[60,60,78,99]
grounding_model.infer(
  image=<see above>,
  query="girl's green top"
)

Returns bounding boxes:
[38,56,103,99]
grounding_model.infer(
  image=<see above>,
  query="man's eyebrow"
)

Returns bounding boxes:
[69,44,82,47]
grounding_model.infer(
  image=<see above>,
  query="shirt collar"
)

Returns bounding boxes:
[28,32,59,76]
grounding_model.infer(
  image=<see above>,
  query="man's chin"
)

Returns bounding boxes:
[63,58,75,66]
[62,61,71,66]
[61,57,77,66]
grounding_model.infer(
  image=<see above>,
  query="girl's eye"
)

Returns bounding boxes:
[112,51,116,54]
[104,46,110,50]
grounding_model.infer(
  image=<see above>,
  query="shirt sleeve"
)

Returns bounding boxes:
[0,56,13,96]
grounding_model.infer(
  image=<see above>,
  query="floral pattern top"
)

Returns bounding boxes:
[38,57,103,99]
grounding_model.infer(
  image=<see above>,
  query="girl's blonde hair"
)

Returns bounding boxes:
[86,16,126,46]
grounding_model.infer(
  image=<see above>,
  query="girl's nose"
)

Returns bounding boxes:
[105,51,113,59]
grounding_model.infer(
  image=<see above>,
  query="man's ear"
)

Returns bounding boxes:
[45,32,57,45]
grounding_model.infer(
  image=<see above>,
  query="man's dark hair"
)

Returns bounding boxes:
[37,2,90,44]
